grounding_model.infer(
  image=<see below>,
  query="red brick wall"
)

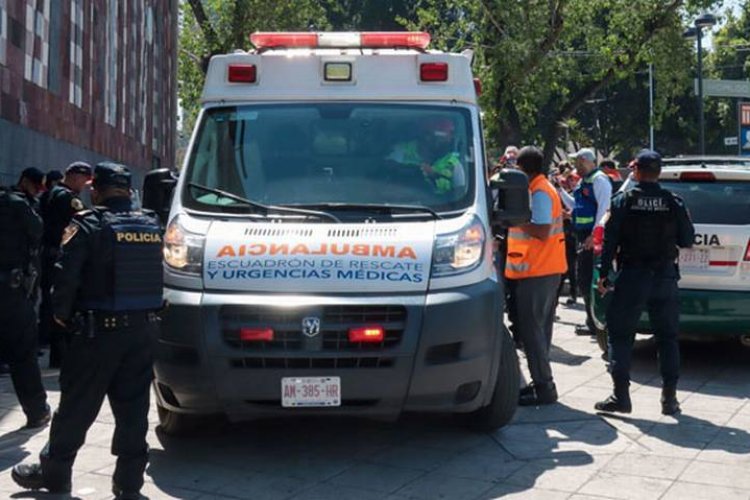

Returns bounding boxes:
[0,0,177,170]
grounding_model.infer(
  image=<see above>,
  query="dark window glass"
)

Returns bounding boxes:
[661,180,750,225]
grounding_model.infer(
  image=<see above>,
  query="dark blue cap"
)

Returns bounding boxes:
[92,162,131,189]
[20,167,45,186]
[635,149,661,169]
[65,161,93,176]
[45,170,63,182]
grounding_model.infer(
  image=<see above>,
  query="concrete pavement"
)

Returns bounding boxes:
[1,298,749,499]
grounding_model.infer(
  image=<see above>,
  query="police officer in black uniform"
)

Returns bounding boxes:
[39,162,92,368]
[0,182,50,428]
[12,163,164,499]
[594,150,694,416]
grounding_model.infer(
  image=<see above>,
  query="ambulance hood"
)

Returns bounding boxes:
[203,221,435,293]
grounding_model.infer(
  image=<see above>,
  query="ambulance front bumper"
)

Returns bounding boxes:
[153,279,504,420]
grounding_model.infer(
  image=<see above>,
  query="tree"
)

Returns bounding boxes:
[323,0,419,30]
[411,0,721,162]
[178,0,328,133]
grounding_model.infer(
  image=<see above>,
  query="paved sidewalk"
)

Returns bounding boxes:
[1,299,749,499]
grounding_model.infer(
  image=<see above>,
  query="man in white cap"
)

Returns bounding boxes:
[557,148,612,335]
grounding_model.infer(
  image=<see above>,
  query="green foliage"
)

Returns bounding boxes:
[178,0,328,133]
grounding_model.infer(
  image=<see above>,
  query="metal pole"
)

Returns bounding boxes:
[649,63,655,150]
[697,27,705,155]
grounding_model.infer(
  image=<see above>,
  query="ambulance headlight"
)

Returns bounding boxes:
[432,216,485,277]
[164,215,205,275]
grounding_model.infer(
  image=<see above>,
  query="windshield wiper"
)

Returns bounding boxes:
[288,203,442,220]
[188,183,341,223]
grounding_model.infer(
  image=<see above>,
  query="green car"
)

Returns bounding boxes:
[592,161,750,351]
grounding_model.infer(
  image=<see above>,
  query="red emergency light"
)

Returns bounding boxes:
[744,239,750,262]
[239,327,274,342]
[250,32,431,50]
[420,62,449,82]
[348,326,385,343]
[679,172,715,182]
[228,64,257,83]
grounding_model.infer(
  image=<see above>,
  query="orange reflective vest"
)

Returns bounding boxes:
[505,175,568,279]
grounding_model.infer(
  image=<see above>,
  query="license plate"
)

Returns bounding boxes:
[679,248,710,271]
[281,377,341,408]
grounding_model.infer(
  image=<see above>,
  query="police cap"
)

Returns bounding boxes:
[65,161,93,177]
[635,149,661,169]
[92,162,132,190]
[20,167,45,186]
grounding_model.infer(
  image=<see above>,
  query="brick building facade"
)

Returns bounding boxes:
[0,0,177,186]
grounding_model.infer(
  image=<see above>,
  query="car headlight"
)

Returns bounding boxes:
[432,215,486,277]
[163,215,205,275]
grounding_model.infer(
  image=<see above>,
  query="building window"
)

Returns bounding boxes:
[69,0,84,107]
[24,0,50,88]
[0,0,7,66]
[104,0,117,126]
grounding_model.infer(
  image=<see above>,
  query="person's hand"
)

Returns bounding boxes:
[583,235,594,250]
[597,277,611,296]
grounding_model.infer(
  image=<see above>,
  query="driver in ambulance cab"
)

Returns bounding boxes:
[385,117,466,194]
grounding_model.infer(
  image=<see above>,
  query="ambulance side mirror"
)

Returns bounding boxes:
[490,169,531,228]
[142,168,178,227]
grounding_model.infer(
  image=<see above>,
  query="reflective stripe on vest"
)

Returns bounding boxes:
[505,175,569,279]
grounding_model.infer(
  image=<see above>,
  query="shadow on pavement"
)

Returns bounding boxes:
[550,344,591,366]
[146,404,612,499]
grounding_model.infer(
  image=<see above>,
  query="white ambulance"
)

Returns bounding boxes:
[143,32,530,434]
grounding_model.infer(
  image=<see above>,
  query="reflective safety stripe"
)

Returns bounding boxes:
[508,216,565,241]
[506,262,529,273]
[574,216,594,224]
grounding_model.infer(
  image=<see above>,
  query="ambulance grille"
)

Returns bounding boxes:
[326,227,399,238]
[243,227,314,238]
[221,305,407,352]
[229,357,395,369]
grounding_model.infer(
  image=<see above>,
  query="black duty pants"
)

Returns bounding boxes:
[606,265,680,387]
[0,285,48,421]
[575,231,596,331]
[41,321,156,492]
[507,274,561,386]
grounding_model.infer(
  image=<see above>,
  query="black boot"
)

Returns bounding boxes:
[11,463,71,493]
[113,484,141,500]
[519,384,535,397]
[595,380,632,414]
[519,382,558,406]
[661,385,681,416]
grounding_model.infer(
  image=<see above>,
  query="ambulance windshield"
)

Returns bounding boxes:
[184,104,475,217]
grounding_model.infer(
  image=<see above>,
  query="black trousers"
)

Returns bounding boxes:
[575,232,596,331]
[41,321,156,492]
[39,250,68,364]
[0,285,48,420]
[606,265,680,387]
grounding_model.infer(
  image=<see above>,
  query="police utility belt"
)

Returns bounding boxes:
[73,310,160,336]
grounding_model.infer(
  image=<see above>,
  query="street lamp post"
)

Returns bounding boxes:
[687,13,717,156]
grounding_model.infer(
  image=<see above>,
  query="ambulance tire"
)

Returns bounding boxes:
[157,404,201,436]
[464,329,519,432]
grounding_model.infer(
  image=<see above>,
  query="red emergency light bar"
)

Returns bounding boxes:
[679,172,716,182]
[228,64,257,83]
[239,328,274,342]
[250,32,431,50]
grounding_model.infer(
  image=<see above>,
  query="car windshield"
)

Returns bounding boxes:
[183,104,475,216]
[660,180,750,225]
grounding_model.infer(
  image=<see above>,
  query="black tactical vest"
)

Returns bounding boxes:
[619,187,678,267]
[78,208,164,312]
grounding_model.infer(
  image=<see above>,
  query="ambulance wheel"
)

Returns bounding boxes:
[464,328,519,431]
[157,404,199,436]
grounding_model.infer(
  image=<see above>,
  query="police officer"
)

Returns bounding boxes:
[594,150,694,415]
[12,163,164,499]
[39,161,92,368]
[557,148,612,335]
[0,182,50,428]
[16,167,46,207]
